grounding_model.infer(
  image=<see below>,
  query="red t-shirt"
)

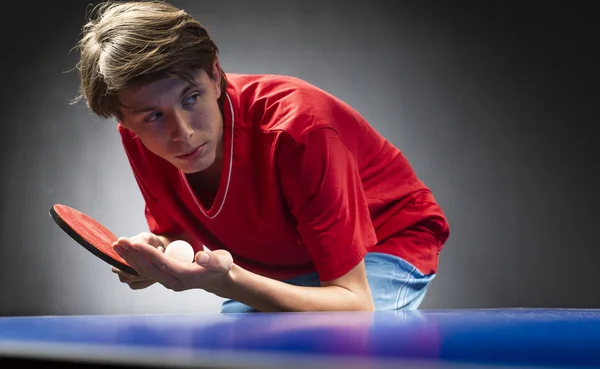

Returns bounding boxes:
[119,74,450,282]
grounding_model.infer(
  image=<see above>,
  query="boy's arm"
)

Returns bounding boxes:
[113,233,375,311]
[210,257,374,312]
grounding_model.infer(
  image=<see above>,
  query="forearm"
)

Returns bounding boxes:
[211,264,374,312]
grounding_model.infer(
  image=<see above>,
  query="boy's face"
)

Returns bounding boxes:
[117,62,223,174]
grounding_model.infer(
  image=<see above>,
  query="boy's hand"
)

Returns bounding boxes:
[110,232,165,290]
[112,235,233,293]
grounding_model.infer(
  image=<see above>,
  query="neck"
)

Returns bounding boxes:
[187,129,224,190]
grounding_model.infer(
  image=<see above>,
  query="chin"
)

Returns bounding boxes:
[177,157,215,174]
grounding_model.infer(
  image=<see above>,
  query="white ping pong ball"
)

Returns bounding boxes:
[165,240,195,262]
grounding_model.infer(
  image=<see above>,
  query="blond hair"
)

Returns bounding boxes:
[73,0,227,119]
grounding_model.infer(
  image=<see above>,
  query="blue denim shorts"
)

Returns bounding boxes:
[221,252,435,313]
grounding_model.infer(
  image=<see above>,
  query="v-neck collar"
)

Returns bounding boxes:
[179,92,235,219]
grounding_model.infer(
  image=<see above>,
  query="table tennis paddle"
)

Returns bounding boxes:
[49,204,138,276]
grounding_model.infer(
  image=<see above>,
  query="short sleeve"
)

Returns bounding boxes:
[118,124,182,237]
[141,191,174,236]
[277,128,378,281]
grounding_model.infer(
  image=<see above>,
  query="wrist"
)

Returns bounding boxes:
[211,263,240,298]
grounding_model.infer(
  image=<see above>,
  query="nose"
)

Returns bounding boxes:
[170,109,193,142]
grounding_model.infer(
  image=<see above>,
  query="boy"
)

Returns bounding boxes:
[74,0,450,313]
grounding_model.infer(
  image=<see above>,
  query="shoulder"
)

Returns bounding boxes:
[227,73,361,140]
[229,73,332,118]
[228,73,324,99]
[117,124,172,175]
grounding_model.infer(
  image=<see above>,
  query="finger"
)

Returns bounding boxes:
[131,240,167,258]
[133,232,163,248]
[117,237,135,247]
[111,267,137,279]
[118,274,150,284]
[128,280,156,290]
[112,241,148,277]
[112,266,135,275]
[114,241,152,271]
[122,241,182,287]
[115,234,157,249]
[114,237,161,260]
[194,250,233,272]
[112,268,149,284]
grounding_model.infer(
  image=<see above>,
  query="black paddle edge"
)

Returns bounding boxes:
[49,206,139,276]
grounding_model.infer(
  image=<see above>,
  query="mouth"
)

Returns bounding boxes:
[176,143,206,159]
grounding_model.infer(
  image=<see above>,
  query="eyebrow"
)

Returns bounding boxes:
[126,84,197,115]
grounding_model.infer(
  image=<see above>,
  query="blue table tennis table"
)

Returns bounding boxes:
[0,308,599,368]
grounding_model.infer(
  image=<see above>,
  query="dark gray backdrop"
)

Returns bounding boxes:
[1,1,597,316]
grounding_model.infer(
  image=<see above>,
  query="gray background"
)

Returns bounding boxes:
[1,1,597,316]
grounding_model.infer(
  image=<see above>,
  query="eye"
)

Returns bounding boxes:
[184,93,200,106]
[143,112,163,123]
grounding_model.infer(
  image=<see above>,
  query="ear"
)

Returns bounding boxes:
[115,107,129,129]
[211,59,222,98]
